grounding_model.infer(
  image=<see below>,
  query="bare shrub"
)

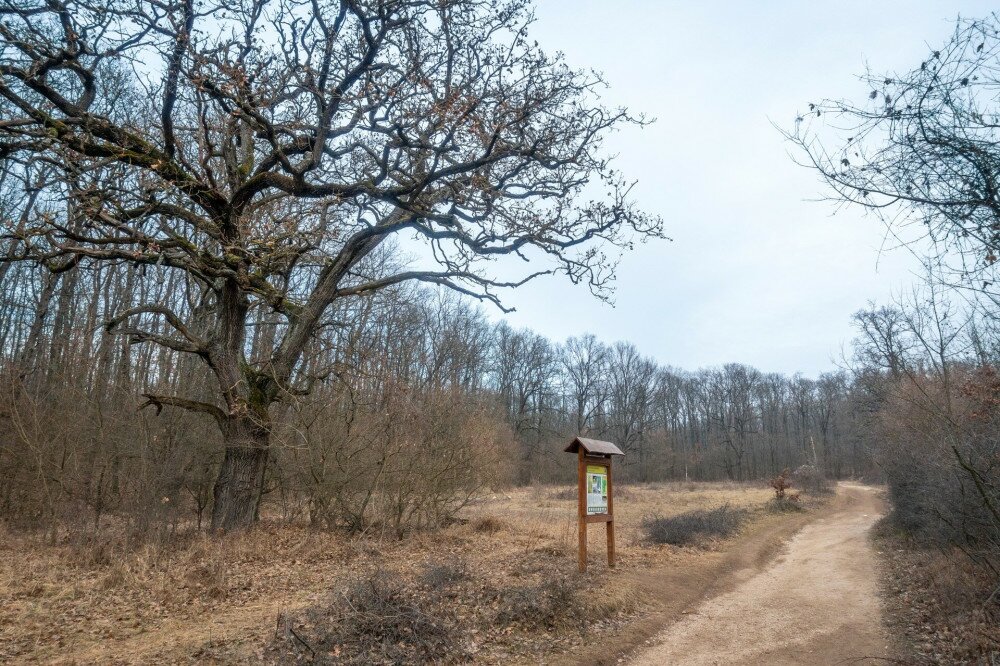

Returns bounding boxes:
[340,573,458,662]
[766,496,804,513]
[472,515,507,534]
[874,366,1000,568]
[278,383,512,537]
[643,505,748,547]
[495,576,584,630]
[278,570,461,665]
[0,368,219,541]
[791,464,833,495]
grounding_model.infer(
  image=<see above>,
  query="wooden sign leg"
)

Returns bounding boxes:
[578,449,587,572]
[607,520,615,568]
[606,460,615,568]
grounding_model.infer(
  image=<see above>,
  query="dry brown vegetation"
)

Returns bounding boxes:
[875,521,1000,664]
[1,481,790,664]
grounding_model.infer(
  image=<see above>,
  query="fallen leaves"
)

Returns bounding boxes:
[876,535,1000,663]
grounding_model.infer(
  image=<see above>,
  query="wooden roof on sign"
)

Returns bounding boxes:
[564,437,624,456]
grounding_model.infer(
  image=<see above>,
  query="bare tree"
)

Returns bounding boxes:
[561,333,607,435]
[491,323,558,482]
[606,341,656,480]
[0,0,661,528]
[789,14,1000,297]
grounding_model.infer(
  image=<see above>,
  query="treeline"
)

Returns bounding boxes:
[0,256,871,534]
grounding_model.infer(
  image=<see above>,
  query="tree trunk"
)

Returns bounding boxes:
[17,270,59,376]
[210,418,269,531]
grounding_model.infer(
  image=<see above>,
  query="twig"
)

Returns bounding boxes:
[288,625,315,660]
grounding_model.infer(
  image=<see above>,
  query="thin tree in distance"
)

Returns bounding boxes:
[0,0,663,529]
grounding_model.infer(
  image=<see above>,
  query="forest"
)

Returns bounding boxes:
[3,223,999,555]
[0,254,875,534]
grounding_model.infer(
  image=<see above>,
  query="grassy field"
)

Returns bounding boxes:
[1,481,800,664]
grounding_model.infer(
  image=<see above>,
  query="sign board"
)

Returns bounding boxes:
[586,465,608,515]
[565,437,624,573]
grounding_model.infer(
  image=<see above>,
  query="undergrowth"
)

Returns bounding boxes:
[643,505,749,547]
[268,560,628,664]
[766,497,805,514]
[875,516,1000,663]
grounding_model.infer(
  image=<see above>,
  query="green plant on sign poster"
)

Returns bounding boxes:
[586,465,608,515]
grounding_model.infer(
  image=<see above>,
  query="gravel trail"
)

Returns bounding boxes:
[629,483,893,666]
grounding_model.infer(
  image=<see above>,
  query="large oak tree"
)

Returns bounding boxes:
[0,0,661,529]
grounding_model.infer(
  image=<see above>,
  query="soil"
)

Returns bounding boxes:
[624,483,898,666]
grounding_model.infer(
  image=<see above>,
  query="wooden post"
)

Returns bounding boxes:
[606,459,615,568]
[578,447,587,572]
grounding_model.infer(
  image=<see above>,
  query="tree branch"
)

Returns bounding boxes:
[140,393,226,427]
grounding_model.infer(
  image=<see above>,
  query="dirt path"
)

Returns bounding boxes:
[628,483,894,666]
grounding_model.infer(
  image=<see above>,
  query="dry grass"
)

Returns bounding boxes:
[0,481,776,664]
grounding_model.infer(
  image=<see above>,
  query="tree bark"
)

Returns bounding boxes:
[210,417,269,531]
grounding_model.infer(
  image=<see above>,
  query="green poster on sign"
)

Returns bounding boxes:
[586,465,608,515]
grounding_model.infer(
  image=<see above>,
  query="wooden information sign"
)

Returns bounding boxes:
[564,437,625,572]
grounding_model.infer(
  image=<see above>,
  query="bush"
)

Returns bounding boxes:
[278,570,461,665]
[341,573,455,659]
[766,497,804,513]
[875,366,1000,563]
[643,505,748,546]
[495,576,583,630]
[791,465,833,495]
[769,468,791,500]
[472,515,507,534]
[277,387,513,536]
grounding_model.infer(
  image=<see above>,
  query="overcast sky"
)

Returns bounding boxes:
[474,0,996,377]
